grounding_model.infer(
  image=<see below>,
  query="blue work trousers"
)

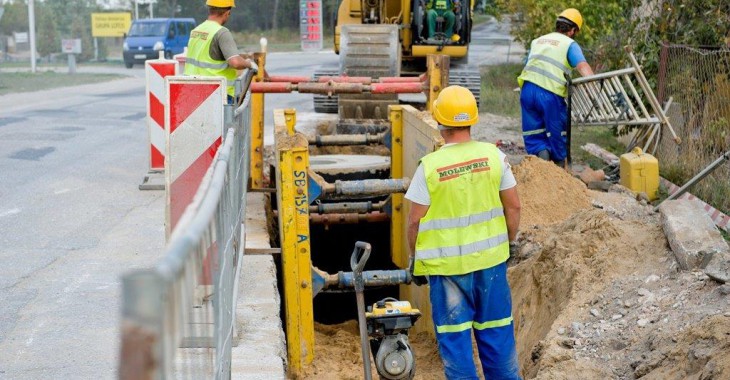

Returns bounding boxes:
[429,263,521,380]
[520,81,568,162]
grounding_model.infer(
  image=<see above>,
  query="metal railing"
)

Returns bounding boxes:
[569,48,680,144]
[119,70,254,379]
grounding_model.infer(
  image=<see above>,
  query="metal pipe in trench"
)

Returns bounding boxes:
[310,201,385,214]
[309,211,389,225]
[272,210,389,224]
[307,133,386,146]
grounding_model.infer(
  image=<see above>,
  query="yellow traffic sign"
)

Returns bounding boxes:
[91,13,131,37]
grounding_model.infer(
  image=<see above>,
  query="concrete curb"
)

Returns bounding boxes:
[232,193,286,379]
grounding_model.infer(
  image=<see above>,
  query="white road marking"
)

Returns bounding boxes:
[0,208,21,218]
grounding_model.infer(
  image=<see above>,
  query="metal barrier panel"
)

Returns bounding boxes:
[165,77,226,239]
[119,70,254,379]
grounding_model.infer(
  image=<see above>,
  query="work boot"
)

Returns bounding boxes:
[537,149,551,161]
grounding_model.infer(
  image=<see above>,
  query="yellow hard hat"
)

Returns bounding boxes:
[432,86,479,128]
[558,8,583,30]
[207,0,235,8]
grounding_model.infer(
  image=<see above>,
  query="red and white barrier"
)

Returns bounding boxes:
[145,55,178,171]
[165,76,226,237]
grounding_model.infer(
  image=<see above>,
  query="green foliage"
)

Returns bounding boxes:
[496,0,730,76]
[0,0,28,36]
[36,6,58,57]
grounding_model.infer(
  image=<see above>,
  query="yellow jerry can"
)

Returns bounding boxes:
[620,147,660,201]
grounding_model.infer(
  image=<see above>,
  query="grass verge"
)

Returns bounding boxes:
[0,71,124,96]
[480,63,522,118]
[233,28,335,52]
[570,126,625,170]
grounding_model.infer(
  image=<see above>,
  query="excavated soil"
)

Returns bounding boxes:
[512,156,593,227]
[295,155,729,379]
[300,321,444,380]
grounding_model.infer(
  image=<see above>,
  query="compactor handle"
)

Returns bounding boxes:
[350,241,372,275]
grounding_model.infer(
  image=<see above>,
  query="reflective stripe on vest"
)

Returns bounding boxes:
[517,32,573,97]
[185,20,237,97]
[414,141,509,276]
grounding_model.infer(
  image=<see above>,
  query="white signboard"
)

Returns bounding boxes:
[61,39,82,54]
[13,32,28,44]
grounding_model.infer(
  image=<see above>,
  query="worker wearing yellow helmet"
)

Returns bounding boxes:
[405,86,522,379]
[517,8,594,165]
[185,0,256,102]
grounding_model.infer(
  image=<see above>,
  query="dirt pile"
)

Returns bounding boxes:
[301,321,443,380]
[509,189,730,379]
[512,156,592,227]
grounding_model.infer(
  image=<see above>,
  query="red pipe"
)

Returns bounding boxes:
[378,77,423,83]
[251,82,294,93]
[318,76,372,84]
[370,82,425,94]
[252,81,424,95]
[266,75,311,83]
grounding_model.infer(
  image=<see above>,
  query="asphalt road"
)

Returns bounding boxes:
[0,17,522,378]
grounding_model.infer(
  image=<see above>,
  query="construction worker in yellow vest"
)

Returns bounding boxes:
[185,0,256,103]
[405,85,522,379]
[517,8,594,165]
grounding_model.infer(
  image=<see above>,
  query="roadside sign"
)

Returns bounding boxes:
[13,32,28,44]
[91,12,132,37]
[300,0,322,52]
[61,39,82,54]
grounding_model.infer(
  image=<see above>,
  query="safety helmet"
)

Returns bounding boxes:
[207,0,235,8]
[558,8,583,30]
[432,85,479,128]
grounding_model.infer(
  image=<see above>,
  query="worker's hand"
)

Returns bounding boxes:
[408,256,428,286]
[247,60,259,74]
[508,240,520,259]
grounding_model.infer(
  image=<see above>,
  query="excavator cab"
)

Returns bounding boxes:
[314,0,479,114]
[412,0,472,47]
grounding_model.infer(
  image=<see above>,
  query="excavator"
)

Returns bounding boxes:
[313,0,481,115]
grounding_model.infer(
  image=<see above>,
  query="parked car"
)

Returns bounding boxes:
[123,18,195,68]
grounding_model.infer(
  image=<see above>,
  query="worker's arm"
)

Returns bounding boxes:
[226,55,254,70]
[407,202,429,257]
[575,61,594,77]
[568,43,594,77]
[499,187,521,242]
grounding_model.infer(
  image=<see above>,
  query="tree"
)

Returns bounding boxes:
[35,5,57,58]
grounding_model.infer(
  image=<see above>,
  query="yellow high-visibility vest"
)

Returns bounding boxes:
[517,32,573,97]
[414,141,509,276]
[428,0,451,10]
[185,20,237,97]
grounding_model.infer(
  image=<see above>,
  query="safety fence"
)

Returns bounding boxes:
[119,70,254,379]
[654,44,730,214]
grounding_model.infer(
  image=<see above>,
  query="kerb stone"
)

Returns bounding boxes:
[659,200,730,280]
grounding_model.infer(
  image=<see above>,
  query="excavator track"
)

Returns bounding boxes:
[312,69,339,114]
[338,25,400,121]
[449,69,482,108]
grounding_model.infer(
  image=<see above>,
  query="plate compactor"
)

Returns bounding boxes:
[365,298,421,379]
[319,241,422,380]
